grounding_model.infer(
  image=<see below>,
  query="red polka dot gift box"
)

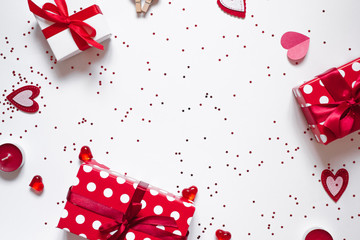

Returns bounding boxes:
[293,58,360,145]
[27,0,112,61]
[57,161,195,240]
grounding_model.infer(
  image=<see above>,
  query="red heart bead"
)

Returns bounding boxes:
[216,229,231,240]
[305,229,333,240]
[182,186,198,201]
[79,146,93,162]
[29,175,44,192]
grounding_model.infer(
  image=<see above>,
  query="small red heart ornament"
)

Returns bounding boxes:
[79,146,93,162]
[321,169,349,202]
[29,175,44,192]
[281,31,310,61]
[217,0,246,18]
[216,229,231,240]
[305,229,333,240]
[6,85,40,113]
[182,186,198,201]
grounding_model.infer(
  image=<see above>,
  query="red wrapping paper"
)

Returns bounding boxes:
[57,162,195,240]
[293,58,360,145]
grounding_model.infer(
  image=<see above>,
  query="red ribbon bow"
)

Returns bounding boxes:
[28,0,104,51]
[67,181,186,240]
[305,68,360,138]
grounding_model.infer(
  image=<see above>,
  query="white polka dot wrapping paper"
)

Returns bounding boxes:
[57,162,195,240]
[293,58,360,145]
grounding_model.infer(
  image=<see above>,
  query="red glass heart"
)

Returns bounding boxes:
[216,229,231,240]
[79,146,93,162]
[305,229,333,240]
[182,186,198,201]
[29,175,44,192]
[0,143,23,172]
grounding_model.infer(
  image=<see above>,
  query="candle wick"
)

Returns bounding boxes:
[1,153,11,161]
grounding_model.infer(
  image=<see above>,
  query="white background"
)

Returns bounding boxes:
[1,0,360,239]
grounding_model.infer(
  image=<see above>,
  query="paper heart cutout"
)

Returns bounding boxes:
[216,229,232,240]
[321,169,349,203]
[305,229,333,240]
[217,0,246,18]
[6,85,40,113]
[281,31,310,61]
[182,186,198,201]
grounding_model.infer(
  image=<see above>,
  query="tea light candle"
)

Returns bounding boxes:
[305,229,333,240]
[0,143,24,172]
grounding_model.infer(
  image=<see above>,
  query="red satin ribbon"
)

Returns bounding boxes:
[67,181,186,240]
[305,68,360,138]
[28,0,104,51]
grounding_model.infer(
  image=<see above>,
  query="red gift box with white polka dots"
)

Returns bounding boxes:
[293,58,360,145]
[57,162,196,240]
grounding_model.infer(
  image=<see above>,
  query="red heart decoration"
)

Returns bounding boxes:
[281,31,310,61]
[321,169,349,203]
[6,85,40,113]
[79,146,93,162]
[305,229,333,240]
[216,229,231,240]
[217,0,246,18]
[29,175,44,192]
[182,186,198,201]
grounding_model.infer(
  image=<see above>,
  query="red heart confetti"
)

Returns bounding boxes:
[216,229,232,240]
[281,31,310,61]
[217,0,246,18]
[321,169,349,203]
[6,85,40,113]
[305,229,333,240]
[79,146,93,162]
[29,175,44,192]
[182,186,198,201]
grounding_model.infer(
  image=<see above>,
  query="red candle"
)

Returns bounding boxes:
[305,229,333,240]
[0,143,24,172]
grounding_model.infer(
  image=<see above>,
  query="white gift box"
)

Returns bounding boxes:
[30,0,112,61]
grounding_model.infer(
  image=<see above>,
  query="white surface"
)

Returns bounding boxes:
[0,0,360,239]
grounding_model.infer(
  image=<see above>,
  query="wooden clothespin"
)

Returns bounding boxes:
[142,0,153,13]
[135,0,142,13]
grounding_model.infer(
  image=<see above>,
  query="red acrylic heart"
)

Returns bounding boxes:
[29,175,44,192]
[305,229,333,240]
[182,186,198,201]
[79,146,93,162]
[216,229,232,240]
[321,169,349,203]
[6,85,40,113]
